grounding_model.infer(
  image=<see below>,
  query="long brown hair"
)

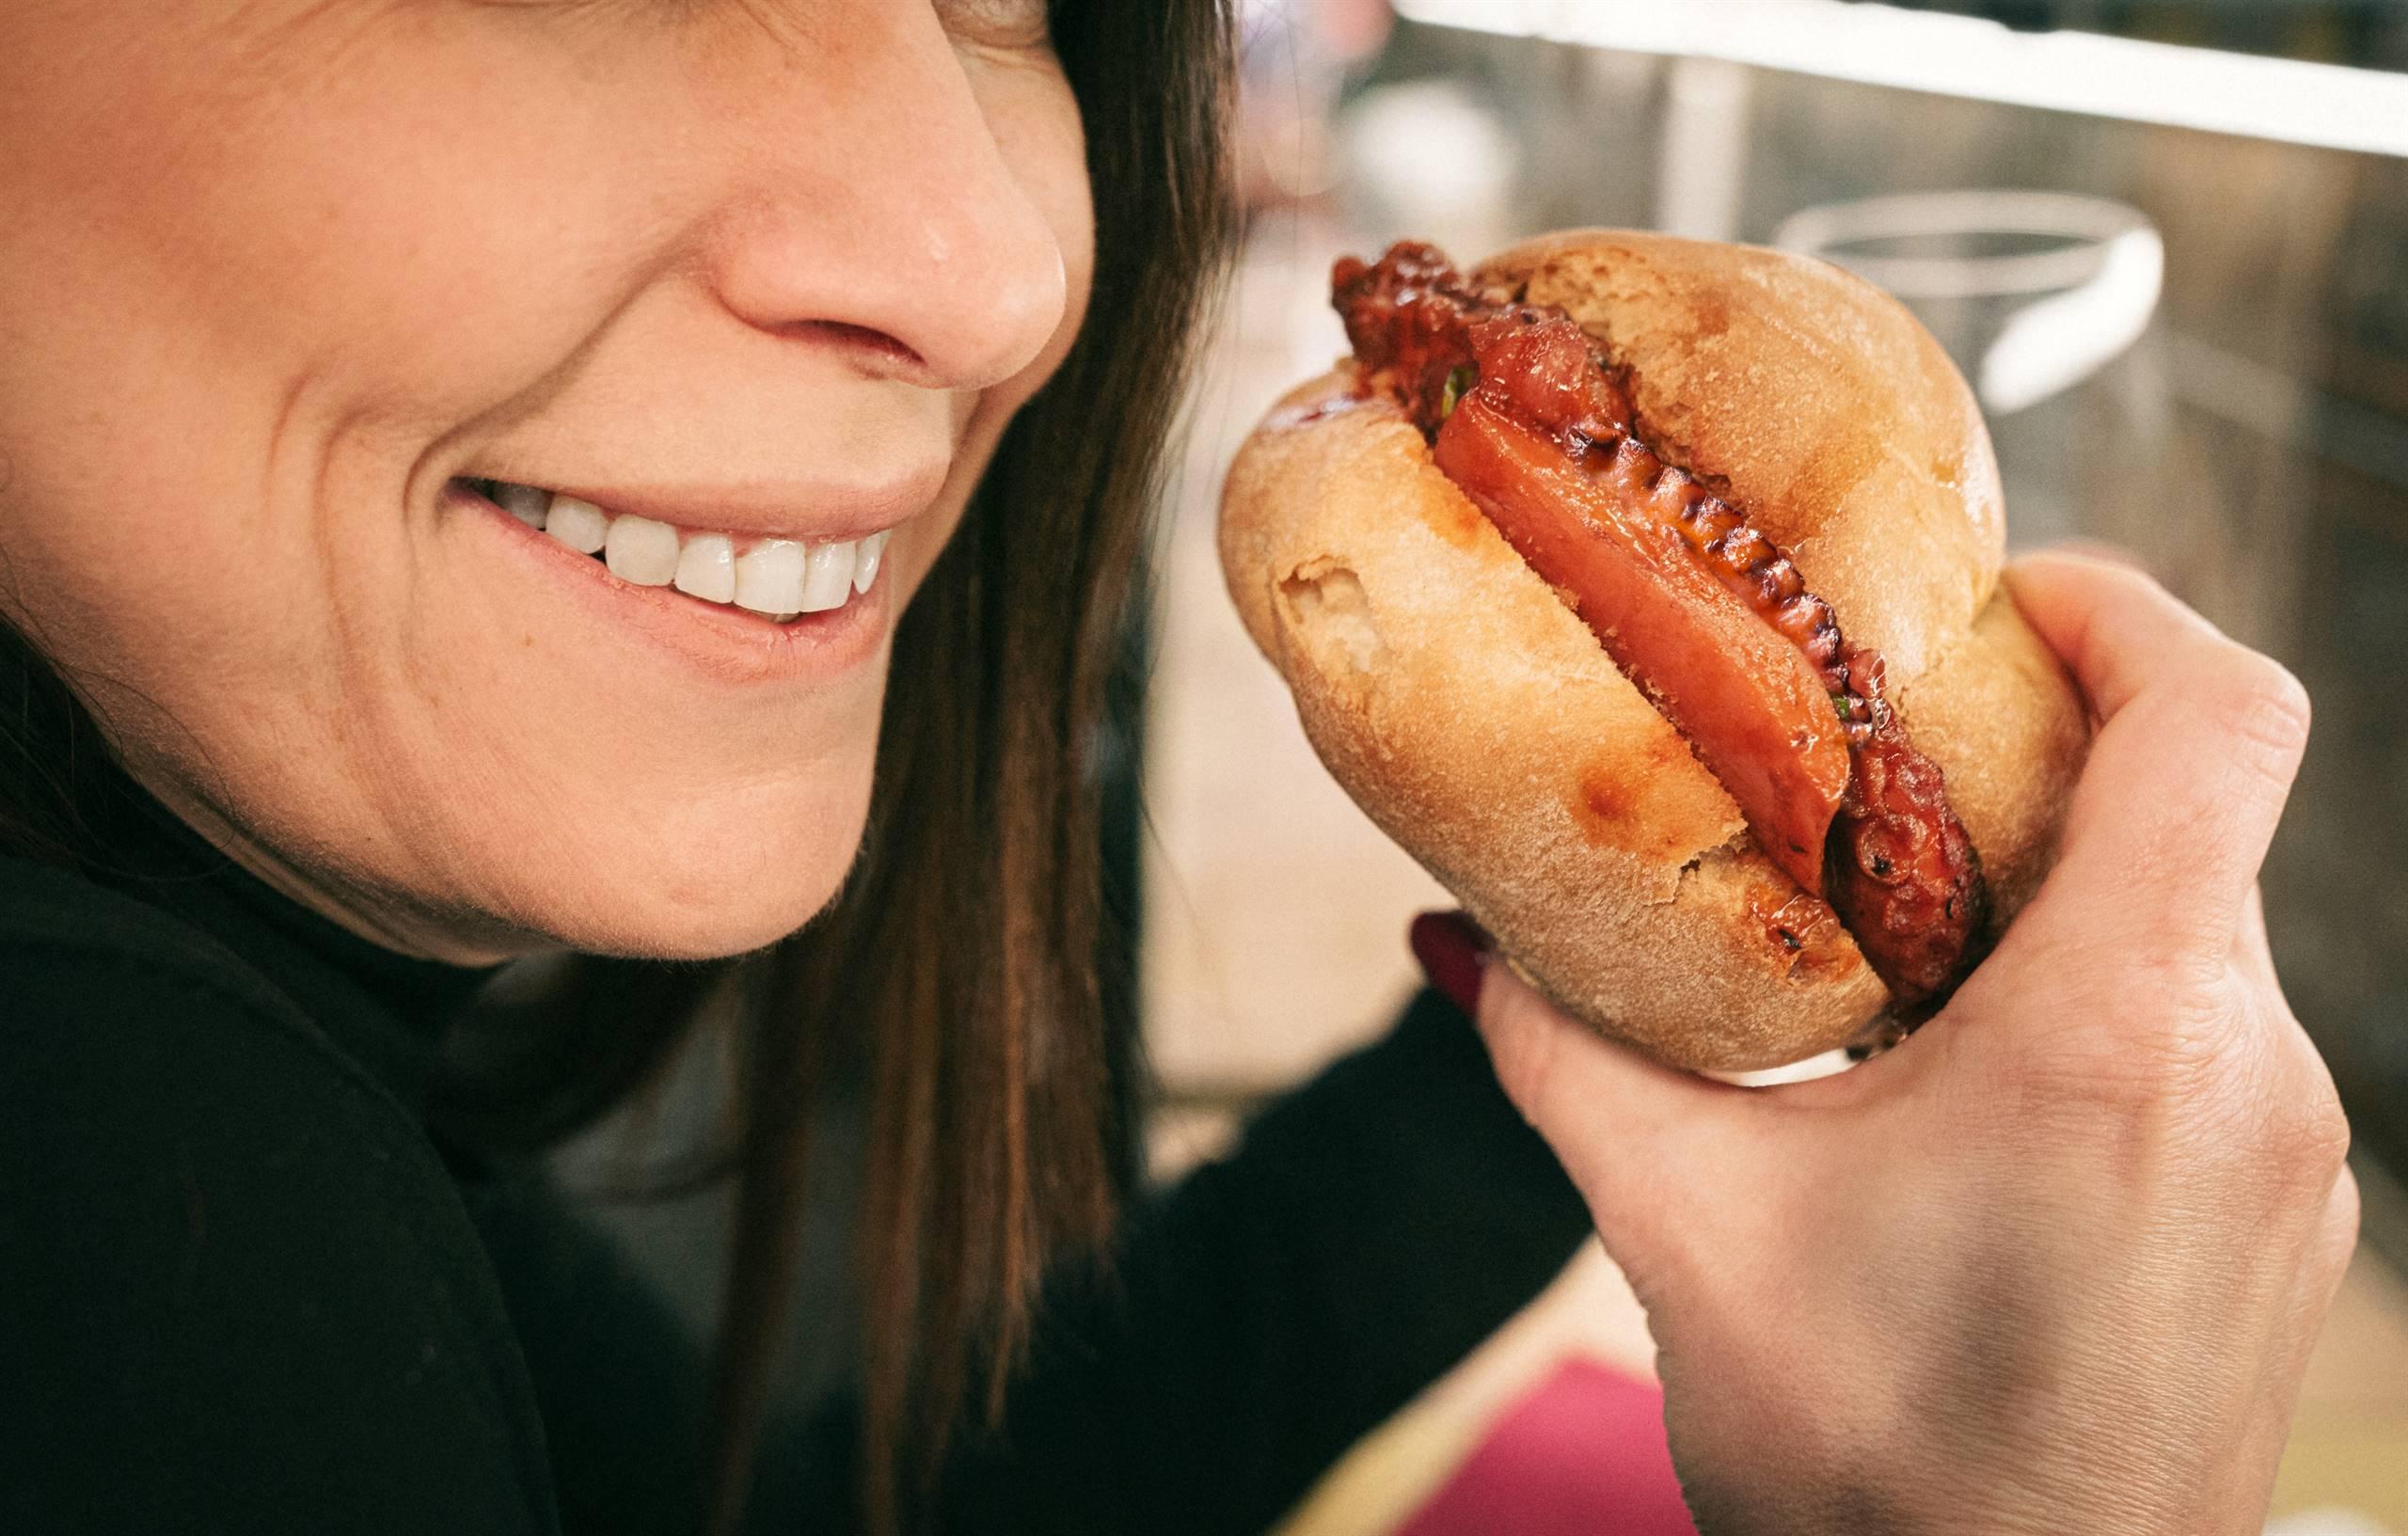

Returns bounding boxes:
[0,1,1235,1530]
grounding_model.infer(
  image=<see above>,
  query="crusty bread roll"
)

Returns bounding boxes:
[1219,230,2091,1070]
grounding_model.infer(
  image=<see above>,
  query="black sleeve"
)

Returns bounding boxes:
[0,906,559,1535]
[462,1170,722,1536]
[936,988,1594,1534]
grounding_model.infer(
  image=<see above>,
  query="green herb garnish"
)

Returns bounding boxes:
[1439,365,1476,419]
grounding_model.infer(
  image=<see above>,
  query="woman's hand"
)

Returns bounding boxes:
[1455,549,2358,1534]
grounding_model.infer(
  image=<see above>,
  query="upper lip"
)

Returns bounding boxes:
[477,462,950,544]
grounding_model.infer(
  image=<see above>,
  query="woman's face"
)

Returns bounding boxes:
[0,0,1090,961]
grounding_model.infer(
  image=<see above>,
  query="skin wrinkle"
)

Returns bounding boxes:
[728,0,823,53]
[131,388,471,956]
[418,216,697,478]
[225,0,412,68]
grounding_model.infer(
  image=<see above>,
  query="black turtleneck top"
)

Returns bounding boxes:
[0,785,1591,1534]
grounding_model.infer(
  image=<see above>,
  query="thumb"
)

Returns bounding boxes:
[1422,917,1756,1269]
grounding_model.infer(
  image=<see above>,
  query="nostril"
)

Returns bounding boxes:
[786,319,928,378]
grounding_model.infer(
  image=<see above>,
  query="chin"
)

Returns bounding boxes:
[498,784,875,963]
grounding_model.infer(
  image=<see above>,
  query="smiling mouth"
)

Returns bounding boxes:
[458,478,892,623]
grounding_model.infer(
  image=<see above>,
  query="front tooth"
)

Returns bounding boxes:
[674,533,736,605]
[734,539,807,616]
[605,514,680,586]
[798,539,857,612]
[494,482,551,530]
[852,529,890,594]
[547,495,609,555]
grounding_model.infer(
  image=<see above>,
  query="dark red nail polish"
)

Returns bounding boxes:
[1410,910,1491,1016]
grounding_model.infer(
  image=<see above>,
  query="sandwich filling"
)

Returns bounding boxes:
[1333,242,1985,1008]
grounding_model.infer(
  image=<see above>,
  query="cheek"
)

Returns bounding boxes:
[0,14,673,666]
[2,10,651,407]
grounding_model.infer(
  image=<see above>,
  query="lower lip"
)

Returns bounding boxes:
[451,484,895,688]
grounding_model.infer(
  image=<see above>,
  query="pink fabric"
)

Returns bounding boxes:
[1394,1358,1698,1536]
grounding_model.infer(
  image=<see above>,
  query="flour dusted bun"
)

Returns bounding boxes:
[1219,231,2089,1070]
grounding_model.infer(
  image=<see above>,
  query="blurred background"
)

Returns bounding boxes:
[1133,0,2408,1528]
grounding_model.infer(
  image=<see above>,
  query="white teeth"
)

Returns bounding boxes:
[799,539,857,612]
[494,482,551,529]
[500,477,888,622]
[673,533,736,605]
[852,529,889,594]
[546,496,609,554]
[734,539,807,617]
[604,514,680,586]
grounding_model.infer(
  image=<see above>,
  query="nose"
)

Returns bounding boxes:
[701,11,1073,394]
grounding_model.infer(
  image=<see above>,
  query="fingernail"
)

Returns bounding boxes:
[1410,910,1492,1017]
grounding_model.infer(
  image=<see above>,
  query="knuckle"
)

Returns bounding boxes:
[2210,650,2312,772]
[1979,971,2355,1232]
[2192,1004,2353,1201]
[2255,1098,2351,1205]
[2258,1051,2352,1189]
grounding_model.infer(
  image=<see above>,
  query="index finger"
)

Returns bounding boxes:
[2004,548,2309,957]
